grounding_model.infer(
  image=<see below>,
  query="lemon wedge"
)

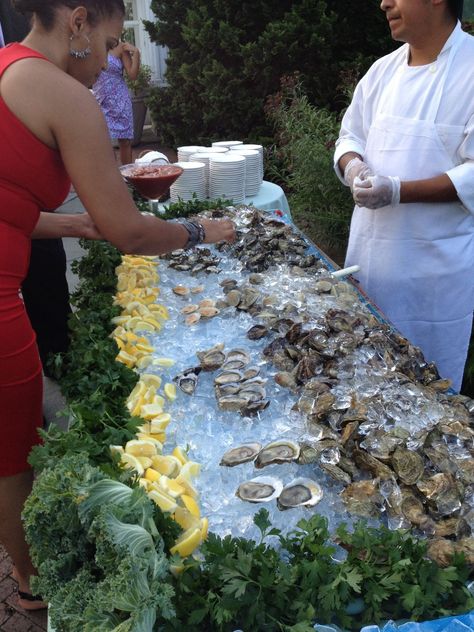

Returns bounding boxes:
[200,517,209,541]
[170,526,202,558]
[148,488,178,513]
[181,494,200,518]
[141,373,162,389]
[152,357,175,367]
[175,475,198,498]
[150,413,171,433]
[125,439,158,457]
[151,455,181,477]
[172,446,188,465]
[164,383,177,401]
[144,468,161,483]
[139,403,164,419]
[173,506,201,531]
[110,445,124,457]
[179,461,201,480]
[136,355,152,369]
[159,476,186,498]
[136,456,153,469]
[120,453,145,476]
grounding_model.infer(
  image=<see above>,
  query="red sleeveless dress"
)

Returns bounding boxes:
[0,44,70,475]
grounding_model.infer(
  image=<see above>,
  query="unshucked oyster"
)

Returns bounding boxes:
[220,443,262,467]
[236,476,283,503]
[277,478,323,510]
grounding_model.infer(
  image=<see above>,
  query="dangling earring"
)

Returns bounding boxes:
[69,33,91,59]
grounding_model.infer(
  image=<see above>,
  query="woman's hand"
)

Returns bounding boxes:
[75,213,104,240]
[198,217,236,244]
[122,42,139,57]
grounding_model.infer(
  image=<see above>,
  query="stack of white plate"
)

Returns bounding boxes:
[196,146,229,155]
[209,154,246,203]
[170,161,206,202]
[228,149,260,196]
[230,144,264,183]
[177,146,206,162]
[212,140,243,150]
[189,152,217,197]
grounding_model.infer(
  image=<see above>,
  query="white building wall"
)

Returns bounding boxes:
[126,0,168,86]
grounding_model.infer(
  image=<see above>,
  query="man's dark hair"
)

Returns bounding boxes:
[11,0,125,30]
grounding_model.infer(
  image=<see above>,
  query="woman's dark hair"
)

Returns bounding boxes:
[11,0,125,30]
[447,0,463,20]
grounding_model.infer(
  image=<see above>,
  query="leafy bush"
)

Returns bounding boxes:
[265,76,354,260]
[143,0,395,146]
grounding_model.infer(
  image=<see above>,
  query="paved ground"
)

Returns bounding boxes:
[0,129,174,631]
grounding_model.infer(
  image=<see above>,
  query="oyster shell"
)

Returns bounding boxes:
[199,306,220,318]
[242,366,260,380]
[314,279,333,293]
[247,324,269,340]
[341,480,383,518]
[173,366,202,395]
[236,476,283,503]
[185,312,201,326]
[241,399,270,416]
[254,440,301,468]
[180,304,199,314]
[217,395,249,412]
[172,285,190,296]
[225,289,242,307]
[214,370,243,385]
[197,344,226,371]
[198,298,216,308]
[277,478,323,510]
[220,443,262,466]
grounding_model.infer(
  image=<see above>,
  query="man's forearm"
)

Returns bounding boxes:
[400,174,458,204]
[338,152,363,177]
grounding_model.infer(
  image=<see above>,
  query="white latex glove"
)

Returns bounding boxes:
[353,174,401,209]
[343,157,374,192]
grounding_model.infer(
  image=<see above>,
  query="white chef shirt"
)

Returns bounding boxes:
[334,22,474,215]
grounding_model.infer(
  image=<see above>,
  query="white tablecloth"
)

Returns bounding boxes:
[153,181,291,218]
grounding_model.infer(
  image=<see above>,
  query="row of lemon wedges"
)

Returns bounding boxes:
[112,255,208,560]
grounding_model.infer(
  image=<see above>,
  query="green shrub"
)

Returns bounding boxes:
[265,76,354,261]
[143,0,395,146]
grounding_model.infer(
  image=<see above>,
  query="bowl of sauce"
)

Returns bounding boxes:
[120,163,184,199]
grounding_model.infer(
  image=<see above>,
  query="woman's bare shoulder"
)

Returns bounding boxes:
[1,57,104,146]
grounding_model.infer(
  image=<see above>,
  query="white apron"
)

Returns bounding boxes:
[345,33,474,391]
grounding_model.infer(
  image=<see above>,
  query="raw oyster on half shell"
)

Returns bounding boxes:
[277,478,323,510]
[236,476,283,503]
[220,443,262,467]
[254,440,301,468]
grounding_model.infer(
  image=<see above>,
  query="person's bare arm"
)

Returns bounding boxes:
[121,42,140,82]
[31,212,103,240]
[3,60,233,253]
[400,174,458,204]
[337,152,363,176]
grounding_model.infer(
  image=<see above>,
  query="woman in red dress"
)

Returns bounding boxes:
[0,0,235,610]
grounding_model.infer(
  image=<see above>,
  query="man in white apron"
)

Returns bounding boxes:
[334,0,474,392]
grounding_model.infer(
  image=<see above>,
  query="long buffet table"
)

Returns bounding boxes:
[47,203,472,632]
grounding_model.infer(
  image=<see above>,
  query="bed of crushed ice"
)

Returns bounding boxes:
[142,224,453,543]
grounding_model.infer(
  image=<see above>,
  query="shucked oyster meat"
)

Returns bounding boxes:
[220,443,262,467]
[236,476,283,503]
[277,478,323,510]
[254,440,301,468]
